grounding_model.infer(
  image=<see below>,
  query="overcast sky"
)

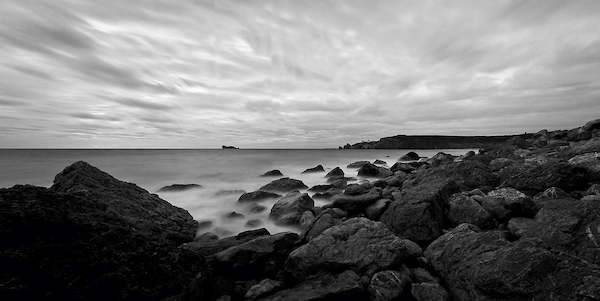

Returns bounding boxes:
[1,0,599,148]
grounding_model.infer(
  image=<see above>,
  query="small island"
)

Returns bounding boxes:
[222,145,239,149]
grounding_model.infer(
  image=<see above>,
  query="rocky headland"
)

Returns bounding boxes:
[1,119,600,300]
[342,134,534,149]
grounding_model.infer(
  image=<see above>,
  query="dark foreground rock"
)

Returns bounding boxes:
[257,270,364,301]
[158,183,202,192]
[0,161,199,300]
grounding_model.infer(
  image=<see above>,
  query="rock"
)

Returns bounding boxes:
[269,192,314,226]
[347,161,370,168]
[239,191,281,202]
[249,204,267,213]
[329,188,382,214]
[286,218,422,280]
[507,217,536,238]
[368,268,411,301]
[257,270,364,301]
[327,176,354,188]
[373,159,387,165]
[498,161,589,195]
[400,151,420,161]
[411,283,449,301]
[343,183,372,195]
[390,162,416,173]
[424,224,600,301]
[583,118,600,132]
[426,152,457,166]
[261,170,283,177]
[582,194,600,201]
[223,211,244,219]
[302,165,325,173]
[301,208,346,241]
[447,193,495,228]
[244,279,283,300]
[410,267,439,283]
[157,183,202,192]
[259,178,308,193]
[489,157,515,171]
[311,189,342,200]
[180,228,270,257]
[532,186,572,209]
[212,232,299,279]
[383,173,406,187]
[358,163,393,178]
[587,184,600,195]
[325,167,345,178]
[365,198,391,220]
[0,161,199,300]
[480,187,537,221]
[568,152,600,179]
[299,211,316,229]
[245,219,263,227]
[195,232,219,242]
[307,184,334,192]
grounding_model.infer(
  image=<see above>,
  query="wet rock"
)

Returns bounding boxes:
[365,198,391,220]
[311,188,342,200]
[368,268,411,301]
[286,218,422,280]
[327,176,354,188]
[180,228,270,257]
[157,183,202,192]
[426,152,457,166]
[400,151,420,161]
[239,191,281,202]
[257,270,364,301]
[245,219,263,227]
[259,178,308,193]
[373,159,387,165]
[245,279,283,300]
[480,187,537,221]
[410,267,439,284]
[261,170,283,177]
[329,188,382,214]
[347,161,370,168]
[447,192,495,228]
[358,163,393,178]
[325,167,345,178]
[302,164,325,173]
[411,283,449,301]
[269,192,314,226]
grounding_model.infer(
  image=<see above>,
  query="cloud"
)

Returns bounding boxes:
[0,0,599,148]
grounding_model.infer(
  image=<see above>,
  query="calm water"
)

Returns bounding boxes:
[0,149,473,236]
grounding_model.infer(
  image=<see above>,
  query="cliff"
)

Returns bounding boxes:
[342,133,534,149]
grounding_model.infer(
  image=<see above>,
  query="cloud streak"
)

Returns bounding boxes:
[0,0,599,148]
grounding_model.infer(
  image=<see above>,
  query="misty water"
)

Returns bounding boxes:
[0,149,473,236]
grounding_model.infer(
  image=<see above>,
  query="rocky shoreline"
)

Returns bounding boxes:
[1,119,600,300]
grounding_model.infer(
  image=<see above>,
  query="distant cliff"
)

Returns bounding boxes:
[341,134,534,149]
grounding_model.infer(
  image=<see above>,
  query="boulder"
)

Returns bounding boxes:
[357,163,393,178]
[400,151,420,161]
[261,170,283,177]
[368,268,411,301]
[347,161,370,168]
[365,198,391,220]
[0,161,199,300]
[308,184,335,192]
[239,191,281,202]
[568,152,600,179]
[426,152,457,166]
[325,167,344,178]
[311,188,342,200]
[286,218,422,280]
[532,186,572,209]
[299,211,316,229]
[256,270,364,301]
[329,188,382,214]
[479,187,537,221]
[507,217,536,238]
[373,159,387,165]
[223,211,244,219]
[248,204,267,213]
[259,178,308,193]
[447,192,495,228]
[301,208,346,241]
[302,165,325,173]
[343,183,372,195]
[158,183,202,192]
[181,228,270,257]
[390,162,416,173]
[411,283,449,301]
[489,157,515,171]
[498,161,589,195]
[582,118,600,132]
[424,224,600,301]
[269,192,314,226]
[245,279,283,300]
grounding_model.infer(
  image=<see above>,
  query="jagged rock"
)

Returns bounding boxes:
[0,161,199,300]
[329,188,382,213]
[368,268,411,301]
[447,192,495,228]
[325,167,345,178]
[347,161,370,168]
[498,161,589,195]
[424,224,600,301]
[257,270,364,301]
[479,187,537,221]
[400,152,420,161]
[286,218,422,280]
[358,163,393,178]
[181,228,270,257]
[261,170,283,177]
[269,192,314,226]
[365,198,391,220]
[301,208,346,241]
[411,283,449,301]
[373,159,387,165]
[259,178,308,193]
[238,191,281,202]
[303,165,325,173]
[245,279,283,300]
[158,183,202,192]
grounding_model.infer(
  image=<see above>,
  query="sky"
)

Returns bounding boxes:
[0,0,599,148]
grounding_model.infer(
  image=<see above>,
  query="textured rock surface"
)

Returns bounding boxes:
[325,167,344,178]
[447,192,495,228]
[368,268,411,301]
[269,192,314,226]
[259,178,308,193]
[239,191,282,202]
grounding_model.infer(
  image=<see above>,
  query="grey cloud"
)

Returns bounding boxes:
[70,112,121,121]
[110,97,174,111]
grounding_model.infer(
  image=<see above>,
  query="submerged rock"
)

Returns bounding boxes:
[261,170,284,177]
[325,167,345,178]
[259,177,308,193]
[157,183,202,192]
[302,164,325,173]
[373,159,387,165]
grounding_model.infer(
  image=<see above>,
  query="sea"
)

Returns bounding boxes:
[0,149,473,236]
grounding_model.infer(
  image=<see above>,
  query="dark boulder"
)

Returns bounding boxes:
[180,228,270,257]
[357,163,393,178]
[477,187,537,221]
[447,192,495,228]
[302,165,325,173]
[532,186,572,209]
[411,283,449,301]
[347,161,370,168]
[373,159,387,165]
[261,170,283,177]
[365,198,391,220]
[307,184,335,192]
[400,151,420,161]
[311,188,342,200]
[269,192,314,226]
[368,268,412,301]
[343,183,372,195]
[300,208,346,241]
[158,183,202,192]
[259,178,308,193]
[498,161,588,195]
[325,167,344,178]
[238,191,281,202]
[390,162,416,173]
[286,218,422,280]
[426,152,457,166]
[568,152,600,179]
[329,188,382,214]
